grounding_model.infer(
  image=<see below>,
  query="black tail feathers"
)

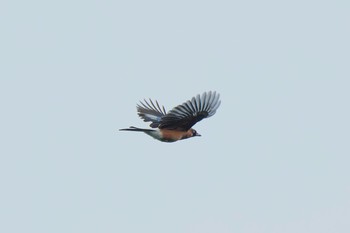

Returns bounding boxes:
[119,126,155,132]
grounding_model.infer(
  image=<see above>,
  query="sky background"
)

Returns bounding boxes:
[1,0,349,232]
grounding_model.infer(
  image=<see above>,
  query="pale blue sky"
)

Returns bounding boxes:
[1,0,349,233]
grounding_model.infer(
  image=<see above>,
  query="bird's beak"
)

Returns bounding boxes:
[196,133,201,137]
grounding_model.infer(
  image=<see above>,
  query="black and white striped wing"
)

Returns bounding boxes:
[137,99,167,128]
[159,91,221,131]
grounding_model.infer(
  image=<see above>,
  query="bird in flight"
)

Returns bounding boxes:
[120,91,221,142]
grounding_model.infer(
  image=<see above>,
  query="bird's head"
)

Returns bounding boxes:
[190,129,201,137]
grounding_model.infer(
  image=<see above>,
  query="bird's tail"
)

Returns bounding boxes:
[119,126,155,132]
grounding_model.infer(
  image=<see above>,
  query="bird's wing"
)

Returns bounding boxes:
[159,91,221,131]
[137,99,167,128]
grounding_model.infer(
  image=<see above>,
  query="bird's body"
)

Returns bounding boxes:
[120,91,221,142]
[121,127,195,142]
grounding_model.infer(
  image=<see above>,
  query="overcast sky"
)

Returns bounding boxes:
[1,0,349,233]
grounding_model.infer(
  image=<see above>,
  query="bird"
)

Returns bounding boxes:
[120,91,221,142]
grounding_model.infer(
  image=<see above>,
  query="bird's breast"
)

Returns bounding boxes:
[159,129,191,142]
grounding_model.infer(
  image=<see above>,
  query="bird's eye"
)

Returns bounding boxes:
[193,130,196,135]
